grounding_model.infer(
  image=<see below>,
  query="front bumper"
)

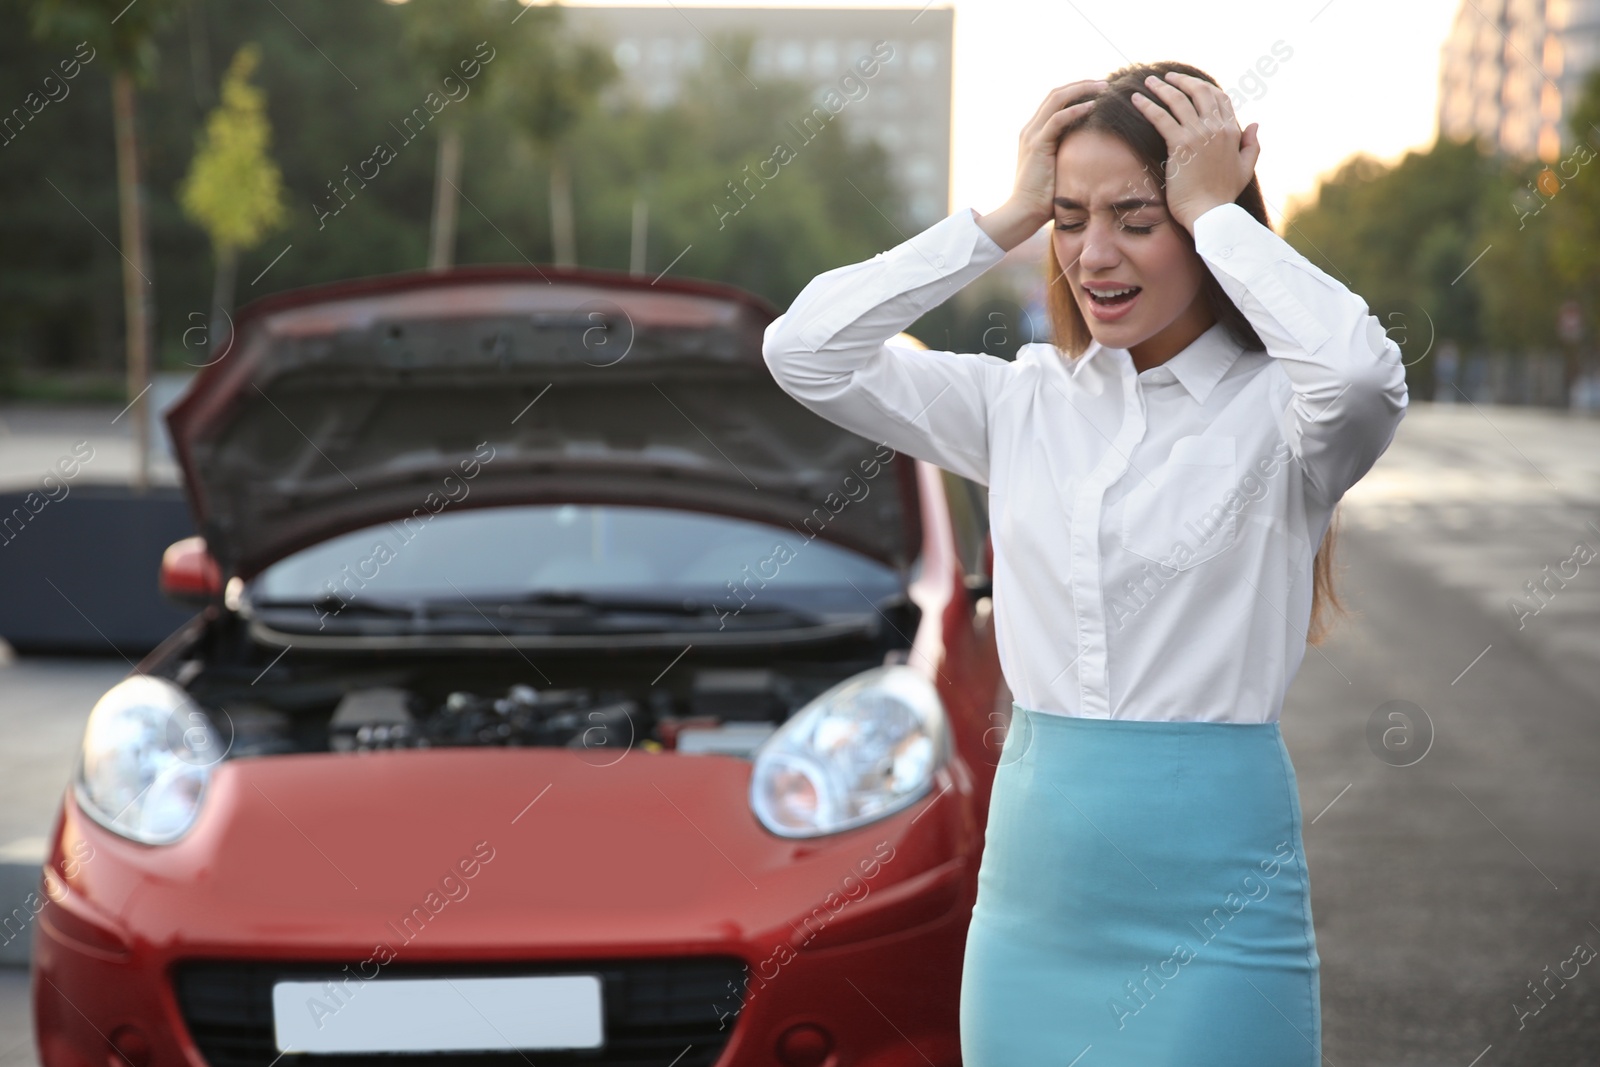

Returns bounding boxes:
[33,890,970,1067]
[33,748,977,1067]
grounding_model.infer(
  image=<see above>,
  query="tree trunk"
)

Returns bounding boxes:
[550,147,576,267]
[630,196,648,276]
[112,69,153,492]
[210,245,237,361]
[428,124,463,271]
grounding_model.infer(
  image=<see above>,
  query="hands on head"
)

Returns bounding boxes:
[976,70,1261,251]
[1130,71,1260,230]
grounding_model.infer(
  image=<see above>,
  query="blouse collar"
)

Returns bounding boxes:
[1069,320,1243,404]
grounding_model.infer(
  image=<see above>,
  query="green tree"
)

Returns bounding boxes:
[0,0,911,375]
[1476,159,1563,356]
[495,15,617,266]
[26,0,183,487]
[1546,66,1600,386]
[1284,136,1508,397]
[390,0,506,270]
[178,43,286,356]
[538,38,905,301]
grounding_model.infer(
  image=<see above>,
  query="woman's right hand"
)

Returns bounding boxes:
[976,80,1106,251]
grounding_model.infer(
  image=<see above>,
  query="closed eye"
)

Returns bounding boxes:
[1053,220,1157,235]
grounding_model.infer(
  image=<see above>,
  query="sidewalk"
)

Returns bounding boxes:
[0,386,186,492]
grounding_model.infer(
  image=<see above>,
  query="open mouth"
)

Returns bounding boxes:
[1084,285,1142,307]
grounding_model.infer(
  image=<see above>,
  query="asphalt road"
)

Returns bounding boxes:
[1,401,1597,1065]
[1282,402,1600,1065]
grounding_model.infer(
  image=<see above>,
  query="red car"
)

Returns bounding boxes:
[30,265,1006,1067]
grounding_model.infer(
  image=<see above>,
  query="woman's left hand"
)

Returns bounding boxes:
[1129,71,1261,232]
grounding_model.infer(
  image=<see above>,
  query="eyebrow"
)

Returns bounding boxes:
[1053,197,1163,211]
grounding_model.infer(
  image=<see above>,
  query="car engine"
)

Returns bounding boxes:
[332,685,646,752]
[202,664,863,761]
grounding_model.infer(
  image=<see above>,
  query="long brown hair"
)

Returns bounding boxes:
[1043,59,1343,645]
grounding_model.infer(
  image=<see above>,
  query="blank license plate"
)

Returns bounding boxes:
[272,974,604,1053]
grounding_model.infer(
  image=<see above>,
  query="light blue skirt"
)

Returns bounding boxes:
[960,704,1322,1066]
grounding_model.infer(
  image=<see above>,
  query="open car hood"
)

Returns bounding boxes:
[166,266,921,581]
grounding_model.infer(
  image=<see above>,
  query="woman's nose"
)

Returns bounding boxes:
[1080,233,1120,271]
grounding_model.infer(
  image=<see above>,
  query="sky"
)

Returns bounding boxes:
[562,0,1466,222]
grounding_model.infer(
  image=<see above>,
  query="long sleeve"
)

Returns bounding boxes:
[762,207,1017,486]
[1191,202,1408,506]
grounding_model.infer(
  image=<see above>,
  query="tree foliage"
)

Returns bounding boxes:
[495,24,616,148]
[25,0,180,81]
[0,0,910,380]
[178,44,286,256]
[394,0,509,85]
[1548,66,1600,337]
[1283,138,1505,392]
[1281,62,1600,399]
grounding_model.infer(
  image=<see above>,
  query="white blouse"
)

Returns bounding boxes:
[762,203,1408,724]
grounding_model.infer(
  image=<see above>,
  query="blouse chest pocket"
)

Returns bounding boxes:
[1120,434,1241,571]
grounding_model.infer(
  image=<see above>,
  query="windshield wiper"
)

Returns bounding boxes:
[483,591,829,629]
[252,596,423,619]
[496,590,797,616]
[249,591,833,632]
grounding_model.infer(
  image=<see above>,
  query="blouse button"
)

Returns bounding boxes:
[1221,247,1233,258]
[934,254,947,267]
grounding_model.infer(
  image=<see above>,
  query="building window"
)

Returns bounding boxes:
[1543,34,1564,76]
[811,39,838,75]
[750,40,774,76]
[779,40,806,74]
[1542,81,1563,119]
[1539,124,1562,160]
[878,39,903,75]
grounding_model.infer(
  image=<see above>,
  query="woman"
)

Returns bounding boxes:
[762,60,1406,1066]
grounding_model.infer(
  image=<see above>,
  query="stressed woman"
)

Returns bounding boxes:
[762,61,1407,1065]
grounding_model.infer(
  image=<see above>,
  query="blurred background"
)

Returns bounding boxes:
[3,0,1600,1063]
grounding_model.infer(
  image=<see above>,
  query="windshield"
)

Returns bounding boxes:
[249,503,903,618]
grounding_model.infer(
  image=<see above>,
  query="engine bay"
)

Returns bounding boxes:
[174,639,913,762]
[324,668,806,758]
[155,575,923,762]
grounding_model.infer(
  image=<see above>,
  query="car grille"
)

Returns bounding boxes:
[172,956,748,1067]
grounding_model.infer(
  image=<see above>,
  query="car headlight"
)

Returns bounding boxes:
[75,675,223,845]
[750,665,947,838]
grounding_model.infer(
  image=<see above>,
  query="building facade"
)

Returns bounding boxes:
[1439,0,1600,159]
[563,6,954,227]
